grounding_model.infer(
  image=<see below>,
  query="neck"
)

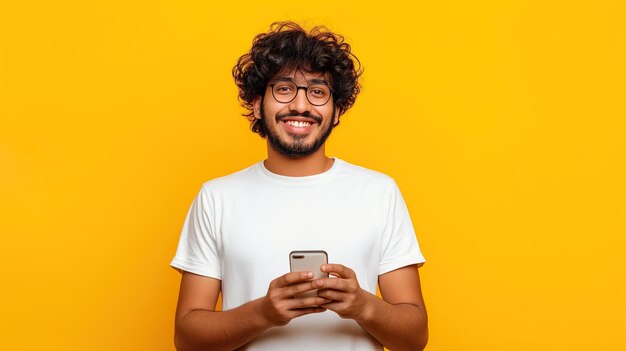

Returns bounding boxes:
[264,143,334,177]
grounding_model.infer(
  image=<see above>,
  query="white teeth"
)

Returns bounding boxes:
[285,121,312,128]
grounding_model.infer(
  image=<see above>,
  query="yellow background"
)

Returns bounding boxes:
[1,0,624,349]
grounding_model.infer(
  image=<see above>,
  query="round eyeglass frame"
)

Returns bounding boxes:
[268,82,334,106]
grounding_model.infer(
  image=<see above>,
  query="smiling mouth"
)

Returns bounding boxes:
[284,120,313,128]
[276,112,322,125]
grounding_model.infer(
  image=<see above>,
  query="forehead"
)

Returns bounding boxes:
[272,68,331,85]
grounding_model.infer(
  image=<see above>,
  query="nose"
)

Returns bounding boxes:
[288,86,312,113]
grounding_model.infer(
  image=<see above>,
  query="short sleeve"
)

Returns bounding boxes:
[170,185,222,279]
[379,180,426,275]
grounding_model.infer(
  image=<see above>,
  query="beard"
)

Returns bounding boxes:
[259,99,336,158]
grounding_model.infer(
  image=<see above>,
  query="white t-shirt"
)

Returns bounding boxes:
[171,158,425,350]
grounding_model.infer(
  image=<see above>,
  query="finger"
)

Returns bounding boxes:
[313,277,352,292]
[286,295,332,310]
[279,280,319,299]
[316,288,345,302]
[317,301,345,315]
[288,307,327,319]
[274,271,314,288]
[321,264,355,279]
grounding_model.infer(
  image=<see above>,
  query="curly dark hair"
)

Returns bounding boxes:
[232,21,363,137]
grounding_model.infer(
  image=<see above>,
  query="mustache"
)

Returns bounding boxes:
[275,111,323,124]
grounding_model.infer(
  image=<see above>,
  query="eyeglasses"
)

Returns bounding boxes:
[268,80,333,106]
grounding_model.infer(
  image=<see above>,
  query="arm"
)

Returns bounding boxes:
[174,271,329,351]
[316,264,428,351]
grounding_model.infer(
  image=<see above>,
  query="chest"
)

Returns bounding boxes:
[217,186,383,286]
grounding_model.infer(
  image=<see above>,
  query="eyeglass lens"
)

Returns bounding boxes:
[271,82,331,106]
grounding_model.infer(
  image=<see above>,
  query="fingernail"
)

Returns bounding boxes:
[307,272,313,278]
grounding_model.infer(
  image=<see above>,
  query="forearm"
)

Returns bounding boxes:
[355,293,428,351]
[175,297,271,351]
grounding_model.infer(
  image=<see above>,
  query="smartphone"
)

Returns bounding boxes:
[289,250,329,299]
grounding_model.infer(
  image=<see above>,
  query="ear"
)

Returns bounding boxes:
[253,96,262,120]
[332,106,341,126]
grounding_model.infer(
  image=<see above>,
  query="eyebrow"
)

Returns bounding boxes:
[272,77,330,86]
[308,78,329,86]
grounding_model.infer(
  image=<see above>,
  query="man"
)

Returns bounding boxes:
[171,21,428,351]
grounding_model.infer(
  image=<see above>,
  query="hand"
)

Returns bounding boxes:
[260,271,330,327]
[315,264,374,320]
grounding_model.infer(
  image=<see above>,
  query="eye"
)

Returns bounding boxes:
[273,83,294,95]
[308,85,329,98]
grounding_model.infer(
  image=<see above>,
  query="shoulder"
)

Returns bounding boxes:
[198,162,261,195]
[335,158,397,188]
